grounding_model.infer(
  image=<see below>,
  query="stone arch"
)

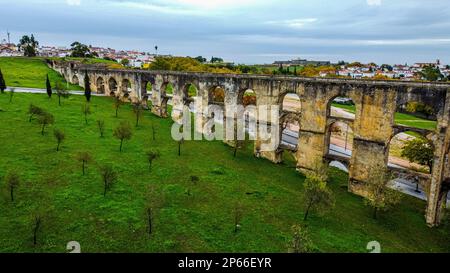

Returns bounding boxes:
[108,77,118,96]
[325,121,354,159]
[387,130,435,174]
[182,83,199,108]
[280,92,302,113]
[121,79,132,97]
[328,160,350,173]
[96,77,105,94]
[159,82,171,118]
[72,75,80,85]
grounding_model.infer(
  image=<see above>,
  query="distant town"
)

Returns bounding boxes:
[1,38,449,81]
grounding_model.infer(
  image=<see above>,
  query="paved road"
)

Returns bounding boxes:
[4,87,106,96]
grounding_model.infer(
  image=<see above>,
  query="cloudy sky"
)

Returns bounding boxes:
[1,0,449,64]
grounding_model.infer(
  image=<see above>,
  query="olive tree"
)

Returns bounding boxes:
[364,165,402,219]
[113,121,133,152]
[302,166,335,221]
[99,164,118,196]
[75,151,93,175]
[38,112,54,135]
[145,149,160,171]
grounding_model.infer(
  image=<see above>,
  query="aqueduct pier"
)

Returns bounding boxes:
[51,60,450,227]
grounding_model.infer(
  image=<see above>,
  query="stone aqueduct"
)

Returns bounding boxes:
[51,60,450,227]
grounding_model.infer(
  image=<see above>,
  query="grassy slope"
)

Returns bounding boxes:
[332,103,437,131]
[0,57,82,90]
[0,93,449,253]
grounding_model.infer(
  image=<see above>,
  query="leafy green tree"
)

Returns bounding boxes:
[38,112,54,135]
[421,66,443,82]
[84,73,92,102]
[55,81,70,106]
[146,149,160,171]
[113,121,133,152]
[194,56,207,63]
[5,171,20,202]
[46,74,52,98]
[0,69,6,93]
[28,104,44,122]
[99,164,118,196]
[75,151,93,175]
[302,165,335,221]
[289,224,312,253]
[18,34,39,57]
[402,138,434,173]
[70,42,94,58]
[364,165,402,219]
[120,58,130,67]
[210,56,224,63]
[53,128,65,151]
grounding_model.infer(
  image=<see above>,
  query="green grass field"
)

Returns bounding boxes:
[0,92,449,253]
[332,103,437,131]
[0,57,83,90]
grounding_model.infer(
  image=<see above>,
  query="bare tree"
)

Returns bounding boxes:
[113,121,133,152]
[53,128,65,151]
[75,151,93,175]
[97,119,105,138]
[82,103,91,125]
[28,104,44,122]
[145,184,165,236]
[145,149,160,171]
[38,112,54,135]
[5,171,20,202]
[32,214,42,246]
[132,103,144,127]
[99,165,118,196]
[55,81,70,106]
[113,96,123,118]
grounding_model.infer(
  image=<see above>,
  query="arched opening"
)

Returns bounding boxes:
[327,121,354,159]
[183,84,198,109]
[238,89,257,138]
[395,101,437,131]
[282,93,301,113]
[108,78,118,96]
[210,86,225,105]
[72,75,80,85]
[280,93,301,152]
[388,131,435,197]
[388,131,434,174]
[242,89,256,107]
[96,77,105,94]
[121,79,132,97]
[329,160,349,173]
[329,96,356,120]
